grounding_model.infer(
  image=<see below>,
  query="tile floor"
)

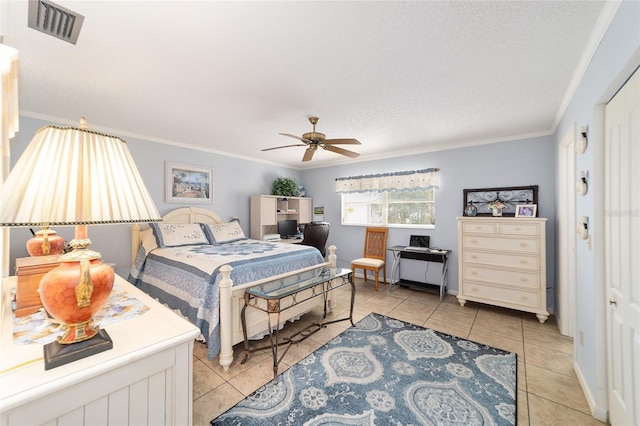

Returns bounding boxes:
[192,278,607,425]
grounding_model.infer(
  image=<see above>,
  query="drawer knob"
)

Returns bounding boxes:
[520,260,528,265]
[471,255,478,259]
[521,277,528,282]
[515,227,521,231]
[471,271,478,275]
[522,295,529,300]
[471,287,478,292]
[471,239,478,244]
[520,242,528,247]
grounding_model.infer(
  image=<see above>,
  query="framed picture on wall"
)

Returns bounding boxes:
[515,204,537,217]
[165,162,214,204]
[463,185,538,217]
[313,205,325,222]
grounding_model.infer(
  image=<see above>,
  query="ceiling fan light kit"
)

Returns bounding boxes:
[263,116,361,162]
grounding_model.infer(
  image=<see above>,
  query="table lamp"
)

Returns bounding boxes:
[26,225,66,256]
[0,118,161,369]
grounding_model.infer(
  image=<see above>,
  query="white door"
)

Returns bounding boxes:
[605,66,640,426]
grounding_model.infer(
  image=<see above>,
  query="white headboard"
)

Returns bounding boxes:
[131,206,226,264]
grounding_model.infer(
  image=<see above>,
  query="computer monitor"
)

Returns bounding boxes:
[409,235,430,248]
[278,219,298,239]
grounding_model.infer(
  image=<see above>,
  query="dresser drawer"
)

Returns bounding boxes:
[462,281,540,309]
[462,251,539,270]
[499,222,540,236]
[462,235,539,253]
[462,221,498,234]
[462,265,540,289]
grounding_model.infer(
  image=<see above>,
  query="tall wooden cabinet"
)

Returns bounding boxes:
[457,217,549,323]
[250,195,313,240]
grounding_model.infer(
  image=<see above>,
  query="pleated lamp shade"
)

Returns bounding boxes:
[0,119,160,359]
[0,119,160,226]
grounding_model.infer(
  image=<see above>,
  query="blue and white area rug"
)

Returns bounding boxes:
[211,312,516,425]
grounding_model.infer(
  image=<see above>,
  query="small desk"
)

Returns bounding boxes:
[388,246,451,301]
[241,267,353,382]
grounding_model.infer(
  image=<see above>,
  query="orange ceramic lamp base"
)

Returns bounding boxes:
[39,256,114,344]
[26,227,65,256]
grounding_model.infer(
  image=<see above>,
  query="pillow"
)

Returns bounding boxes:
[149,222,210,248]
[201,221,247,244]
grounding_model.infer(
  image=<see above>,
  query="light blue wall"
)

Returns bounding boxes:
[9,116,556,306]
[302,137,556,308]
[553,0,640,411]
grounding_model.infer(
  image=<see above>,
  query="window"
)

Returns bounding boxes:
[336,168,439,228]
[341,188,435,227]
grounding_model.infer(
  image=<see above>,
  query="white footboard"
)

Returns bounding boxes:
[217,245,338,371]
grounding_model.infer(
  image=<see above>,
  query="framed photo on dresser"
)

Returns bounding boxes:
[515,204,537,217]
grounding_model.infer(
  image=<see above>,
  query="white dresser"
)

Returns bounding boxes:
[457,217,549,323]
[0,274,200,425]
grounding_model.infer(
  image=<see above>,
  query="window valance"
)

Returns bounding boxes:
[335,168,439,194]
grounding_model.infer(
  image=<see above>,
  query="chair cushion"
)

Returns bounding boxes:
[351,258,385,268]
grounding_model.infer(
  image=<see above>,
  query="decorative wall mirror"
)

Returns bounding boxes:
[463,185,538,217]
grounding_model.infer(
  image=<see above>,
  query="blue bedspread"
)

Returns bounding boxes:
[128,240,324,360]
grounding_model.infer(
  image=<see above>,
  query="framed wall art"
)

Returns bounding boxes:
[462,185,538,217]
[165,162,214,204]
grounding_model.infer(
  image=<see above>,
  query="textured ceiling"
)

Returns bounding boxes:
[2,1,607,169]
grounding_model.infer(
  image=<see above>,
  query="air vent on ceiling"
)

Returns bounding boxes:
[28,0,84,45]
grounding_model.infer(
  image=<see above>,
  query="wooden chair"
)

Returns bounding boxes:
[350,227,388,291]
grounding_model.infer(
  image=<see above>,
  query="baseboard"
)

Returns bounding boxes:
[573,360,609,422]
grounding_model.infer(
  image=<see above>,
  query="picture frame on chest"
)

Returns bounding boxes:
[462,185,538,217]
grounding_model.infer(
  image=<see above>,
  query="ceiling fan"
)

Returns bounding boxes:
[262,116,361,162]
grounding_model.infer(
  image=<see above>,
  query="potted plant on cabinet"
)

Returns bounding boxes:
[272,177,300,197]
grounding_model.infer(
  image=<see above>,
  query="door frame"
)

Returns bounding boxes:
[557,125,577,337]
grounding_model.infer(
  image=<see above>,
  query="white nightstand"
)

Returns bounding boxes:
[0,274,200,425]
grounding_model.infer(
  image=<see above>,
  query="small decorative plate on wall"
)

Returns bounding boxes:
[463,185,538,217]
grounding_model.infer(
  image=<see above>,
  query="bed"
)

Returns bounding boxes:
[128,207,335,371]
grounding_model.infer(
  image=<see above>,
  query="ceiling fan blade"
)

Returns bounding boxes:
[324,138,361,145]
[323,144,360,158]
[261,144,306,152]
[302,146,316,162]
[279,133,312,144]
